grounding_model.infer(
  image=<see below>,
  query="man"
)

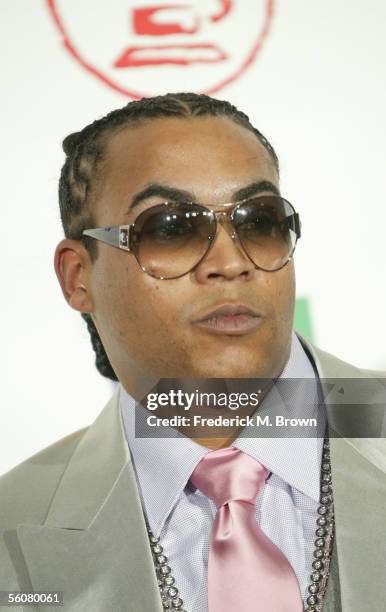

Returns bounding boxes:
[0,93,385,612]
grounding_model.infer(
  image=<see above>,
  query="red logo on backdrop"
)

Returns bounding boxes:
[47,1,274,99]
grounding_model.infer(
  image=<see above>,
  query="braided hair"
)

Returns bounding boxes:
[58,92,279,381]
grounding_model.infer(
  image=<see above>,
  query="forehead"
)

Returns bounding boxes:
[96,116,278,217]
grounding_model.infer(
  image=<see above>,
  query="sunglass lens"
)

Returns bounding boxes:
[233,196,298,271]
[133,204,215,279]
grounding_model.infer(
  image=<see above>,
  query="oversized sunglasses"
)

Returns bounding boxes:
[82,195,301,280]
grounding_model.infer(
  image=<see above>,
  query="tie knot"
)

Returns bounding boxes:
[190,446,269,509]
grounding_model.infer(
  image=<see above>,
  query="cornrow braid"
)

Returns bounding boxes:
[81,313,118,381]
[58,92,279,381]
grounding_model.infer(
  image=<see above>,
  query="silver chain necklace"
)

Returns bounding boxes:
[146,437,334,612]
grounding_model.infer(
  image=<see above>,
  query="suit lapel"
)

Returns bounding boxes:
[300,336,386,612]
[322,538,341,612]
[17,387,163,612]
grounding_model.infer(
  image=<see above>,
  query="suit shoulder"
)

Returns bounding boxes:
[318,345,385,377]
[0,427,88,529]
[297,333,386,379]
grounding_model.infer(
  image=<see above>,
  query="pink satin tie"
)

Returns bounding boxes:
[190,446,303,612]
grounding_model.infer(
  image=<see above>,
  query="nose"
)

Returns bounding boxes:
[193,215,256,284]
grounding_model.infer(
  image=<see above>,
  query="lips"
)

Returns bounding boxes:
[192,304,262,336]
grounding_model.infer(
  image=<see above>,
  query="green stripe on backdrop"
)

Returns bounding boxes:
[294,297,314,342]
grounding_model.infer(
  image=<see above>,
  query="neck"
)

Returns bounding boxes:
[149,379,275,449]
[193,434,241,450]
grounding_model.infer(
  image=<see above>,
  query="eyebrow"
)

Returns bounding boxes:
[127,180,280,212]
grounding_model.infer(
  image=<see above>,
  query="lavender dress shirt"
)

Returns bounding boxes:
[120,332,326,610]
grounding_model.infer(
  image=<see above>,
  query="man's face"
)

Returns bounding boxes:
[87,117,296,389]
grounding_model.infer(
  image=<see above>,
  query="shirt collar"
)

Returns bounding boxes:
[120,388,209,537]
[120,332,324,536]
[234,333,325,502]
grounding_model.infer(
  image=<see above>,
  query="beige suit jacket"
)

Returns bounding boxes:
[0,336,385,611]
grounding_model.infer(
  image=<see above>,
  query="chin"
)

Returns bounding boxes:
[189,360,269,380]
[187,344,274,379]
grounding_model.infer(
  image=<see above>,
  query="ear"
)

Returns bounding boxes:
[54,239,94,313]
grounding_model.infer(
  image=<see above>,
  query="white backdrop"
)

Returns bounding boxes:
[1,0,385,475]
